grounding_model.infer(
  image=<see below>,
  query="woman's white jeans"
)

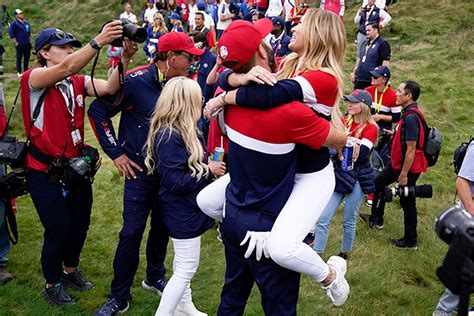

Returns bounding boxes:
[155,236,200,316]
[197,163,335,282]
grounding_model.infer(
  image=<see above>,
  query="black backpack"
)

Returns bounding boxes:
[402,110,442,167]
[453,137,473,175]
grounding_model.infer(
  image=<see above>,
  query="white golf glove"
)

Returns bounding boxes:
[147,44,156,55]
[240,231,270,261]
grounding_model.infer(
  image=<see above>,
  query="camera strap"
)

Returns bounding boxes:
[26,88,48,146]
[90,51,126,107]
[4,199,18,245]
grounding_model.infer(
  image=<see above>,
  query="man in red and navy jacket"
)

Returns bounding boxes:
[365,80,427,249]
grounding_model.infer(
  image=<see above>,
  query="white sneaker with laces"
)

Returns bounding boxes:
[173,301,207,316]
[322,255,350,306]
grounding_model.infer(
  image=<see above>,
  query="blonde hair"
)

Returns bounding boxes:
[144,77,208,180]
[153,13,168,34]
[277,9,346,127]
[346,104,378,145]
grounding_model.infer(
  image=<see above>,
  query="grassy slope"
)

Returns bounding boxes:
[0,0,473,314]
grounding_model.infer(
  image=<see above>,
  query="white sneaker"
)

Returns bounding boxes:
[322,256,350,306]
[173,301,207,316]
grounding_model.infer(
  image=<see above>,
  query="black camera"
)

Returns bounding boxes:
[110,19,147,47]
[384,184,433,202]
[0,136,27,168]
[435,205,474,314]
[436,204,474,246]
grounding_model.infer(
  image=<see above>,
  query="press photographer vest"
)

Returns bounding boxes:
[20,69,87,172]
[390,106,428,173]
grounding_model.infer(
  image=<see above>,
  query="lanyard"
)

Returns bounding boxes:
[373,86,388,113]
[365,5,375,24]
[56,79,76,130]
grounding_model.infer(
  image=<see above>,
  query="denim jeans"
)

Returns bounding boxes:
[314,181,364,253]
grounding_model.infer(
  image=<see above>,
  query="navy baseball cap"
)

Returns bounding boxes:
[197,1,206,10]
[344,89,373,107]
[270,16,284,28]
[369,66,391,79]
[34,28,81,54]
[170,13,181,20]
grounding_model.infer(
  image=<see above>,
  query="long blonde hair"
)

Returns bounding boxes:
[144,77,208,180]
[345,104,378,145]
[277,9,346,126]
[153,13,168,35]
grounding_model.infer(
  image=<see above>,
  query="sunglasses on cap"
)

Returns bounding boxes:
[48,29,76,42]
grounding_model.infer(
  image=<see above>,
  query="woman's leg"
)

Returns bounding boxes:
[313,191,344,254]
[196,174,230,221]
[266,163,335,282]
[341,181,365,253]
[155,236,201,316]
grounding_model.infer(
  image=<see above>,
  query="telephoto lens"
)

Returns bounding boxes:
[435,204,474,245]
[110,19,147,47]
[384,184,433,202]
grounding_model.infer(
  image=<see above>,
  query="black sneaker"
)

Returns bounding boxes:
[42,282,75,306]
[60,269,94,291]
[390,238,418,250]
[93,297,130,316]
[337,252,349,261]
[359,213,384,230]
[141,276,169,296]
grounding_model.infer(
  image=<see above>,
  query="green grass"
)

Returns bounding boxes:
[0,0,474,314]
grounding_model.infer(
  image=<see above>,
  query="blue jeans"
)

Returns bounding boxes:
[314,181,364,253]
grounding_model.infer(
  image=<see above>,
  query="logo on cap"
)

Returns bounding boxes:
[220,46,228,59]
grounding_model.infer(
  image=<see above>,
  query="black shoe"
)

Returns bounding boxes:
[337,252,349,261]
[390,238,418,250]
[60,269,94,291]
[93,297,130,316]
[359,213,384,230]
[141,276,169,296]
[303,233,315,247]
[42,283,75,306]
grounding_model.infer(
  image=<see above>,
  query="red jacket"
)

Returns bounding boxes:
[21,69,87,171]
[390,107,428,173]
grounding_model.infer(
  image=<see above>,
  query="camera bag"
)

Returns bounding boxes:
[453,137,473,175]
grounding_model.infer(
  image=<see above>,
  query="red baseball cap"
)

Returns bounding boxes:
[158,32,204,56]
[218,19,273,70]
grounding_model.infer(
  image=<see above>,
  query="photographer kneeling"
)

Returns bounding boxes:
[19,21,137,306]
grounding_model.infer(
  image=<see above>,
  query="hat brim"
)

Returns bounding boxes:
[183,46,205,56]
[343,95,361,103]
[369,70,383,77]
[51,38,82,48]
[254,18,273,37]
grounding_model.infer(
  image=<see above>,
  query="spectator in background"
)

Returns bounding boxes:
[320,0,345,19]
[169,13,185,32]
[217,0,235,39]
[8,9,31,76]
[145,13,168,60]
[206,0,219,24]
[193,12,216,50]
[265,0,285,18]
[314,90,378,261]
[176,0,190,28]
[0,81,13,285]
[188,0,198,30]
[288,0,308,28]
[106,45,124,77]
[266,16,291,57]
[365,66,399,170]
[119,3,138,24]
[351,22,390,90]
[283,0,294,36]
[362,0,386,10]
[196,1,217,48]
[251,10,261,23]
[143,0,158,28]
[354,0,391,59]
[239,0,254,19]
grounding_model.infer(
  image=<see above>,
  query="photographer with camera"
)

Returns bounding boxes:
[433,141,474,315]
[360,80,428,249]
[19,22,138,306]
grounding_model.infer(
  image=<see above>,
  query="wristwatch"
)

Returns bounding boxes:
[89,39,102,50]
